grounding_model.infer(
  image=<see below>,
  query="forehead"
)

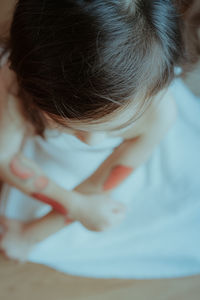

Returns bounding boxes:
[62,98,151,133]
[53,90,164,133]
[65,118,134,133]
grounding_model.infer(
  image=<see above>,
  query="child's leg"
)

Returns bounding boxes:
[23,211,73,244]
[0,212,71,262]
[0,192,126,262]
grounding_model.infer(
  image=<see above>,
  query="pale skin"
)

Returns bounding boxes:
[0,0,177,261]
[0,64,126,227]
[0,62,177,261]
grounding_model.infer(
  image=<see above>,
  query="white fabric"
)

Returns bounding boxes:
[1,79,200,279]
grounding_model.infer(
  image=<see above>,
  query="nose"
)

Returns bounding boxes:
[75,131,107,146]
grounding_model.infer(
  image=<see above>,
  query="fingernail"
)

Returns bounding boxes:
[10,156,34,180]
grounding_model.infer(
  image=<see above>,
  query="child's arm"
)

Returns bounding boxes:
[0,63,88,219]
[1,151,126,231]
[0,66,98,223]
[75,93,177,194]
[0,78,74,216]
[0,65,125,245]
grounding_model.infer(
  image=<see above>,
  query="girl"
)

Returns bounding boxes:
[0,0,199,266]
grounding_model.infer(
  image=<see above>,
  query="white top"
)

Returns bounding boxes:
[1,78,200,279]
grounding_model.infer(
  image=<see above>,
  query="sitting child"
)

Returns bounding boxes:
[0,0,199,262]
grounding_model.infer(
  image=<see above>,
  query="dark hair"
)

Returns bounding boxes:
[3,1,192,135]
[177,0,200,69]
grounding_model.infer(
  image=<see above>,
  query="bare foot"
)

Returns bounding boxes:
[0,216,34,262]
[70,192,126,231]
[0,194,127,262]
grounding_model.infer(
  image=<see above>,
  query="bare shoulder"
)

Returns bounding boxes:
[120,89,177,140]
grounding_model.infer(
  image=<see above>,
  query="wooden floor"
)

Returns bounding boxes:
[1,255,200,300]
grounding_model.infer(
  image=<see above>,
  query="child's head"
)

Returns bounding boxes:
[6,0,185,137]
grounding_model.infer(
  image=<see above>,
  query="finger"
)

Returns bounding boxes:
[3,153,79,216]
